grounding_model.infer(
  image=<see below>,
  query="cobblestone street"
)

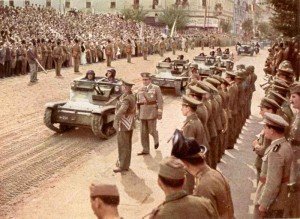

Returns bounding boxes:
[0,47,267,219]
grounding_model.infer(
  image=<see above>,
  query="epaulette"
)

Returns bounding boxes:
[273,144,281,152]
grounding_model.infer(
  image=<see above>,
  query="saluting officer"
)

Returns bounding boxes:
[113,79,136,173]
[137,72,163,155]
[254,113,293,218]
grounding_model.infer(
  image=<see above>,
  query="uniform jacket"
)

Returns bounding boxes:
[182,113,208,147]
[255,137,293,210]
[194,164,234,219]
[137,84,163,120]
[204,100,217,139]
[227,82,238,116]
[0,48,6,65]
[149,190,218,219]
[113,93,136,132]
[27,48,37,64]
[72,44,81,58]
[196,103,210,142]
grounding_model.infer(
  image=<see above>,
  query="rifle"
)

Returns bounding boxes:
[34,58,48,74]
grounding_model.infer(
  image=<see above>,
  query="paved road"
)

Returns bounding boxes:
[0,47,266,218]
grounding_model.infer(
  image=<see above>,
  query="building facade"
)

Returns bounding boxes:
[1,0,235,29]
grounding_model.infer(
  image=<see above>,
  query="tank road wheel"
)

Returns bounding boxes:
[91,114,116,139]
[44,108,73,133]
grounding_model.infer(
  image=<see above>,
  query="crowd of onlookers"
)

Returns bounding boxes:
[0,4,236,79]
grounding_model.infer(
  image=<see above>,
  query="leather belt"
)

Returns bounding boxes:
[259,176,289,184]
[138,101,157,106]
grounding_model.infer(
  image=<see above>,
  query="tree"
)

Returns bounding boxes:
[158,7,190,30]
[267,0,299,37]
[257,21,276,39]
[220,20,232,33]
[242,18,254,34]
[121,7,147,22]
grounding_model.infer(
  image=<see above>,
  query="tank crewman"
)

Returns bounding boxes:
[254,113,293,219]
[137,72,163,155]
[105,39,113,67]
[171,131,234,219]
[180,94,208,194]
[125,39,132,63]
[145,156,219,219]
[285,83,300,217]
[72,38,81,73]
[142,39,149,60]
[89,183,122,219]
[113,79,136,173]
[52,40,63,77]
[252,98,280,184]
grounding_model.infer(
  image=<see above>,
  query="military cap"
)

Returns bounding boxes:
[122,78,135,87]
[158,156,185,180]
[182,95,200,107]
[263,112,289,128]
[202,81,218,93]
[246,65,255,73]
[90,183,119,197]
[171,129,208,159]
[140,72,151,78]
[205,77,221,87]
[211,75,222,82]
[269,85,289,95]
[235,70,245,79]
[259,97,280,111]
[267,90,287,105]
[236,64,246,70]
[290,82,300,94]
[189,85,208,95]
[225,71,236,77]
[273,78,289,89]
[278,60,294,74]
[190,63,198,69]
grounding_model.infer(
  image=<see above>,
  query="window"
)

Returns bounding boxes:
[46,0,51,7]
[9,0,14,7]
[202,0,206,7]
[65,1,70,8]
[86,2,91,8]
[111,2,116,8]
[152,0,158,9]
[25,1,30,6]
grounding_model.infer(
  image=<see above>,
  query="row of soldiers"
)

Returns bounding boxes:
[109,53,259,217]
[252,53,300,218]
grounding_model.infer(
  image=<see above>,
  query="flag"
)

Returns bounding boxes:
[170,17,177,37]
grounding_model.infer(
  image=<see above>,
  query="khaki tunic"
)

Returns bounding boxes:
[254,138,293,210]
[149,190,219,219]
[194,164,234,219]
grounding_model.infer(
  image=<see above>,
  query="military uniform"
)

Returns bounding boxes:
[159,39,166,57]
[105,42,113,67]
[113,80,136,172]
[72,41,81,73]
[125,42,132,63]
[137,73,164,155]
[146,157,219,219]
[27,46,38,83]
[142,40,149,60]
[194,164,234,219]
[52,42,63,76]
[254,113,293,218]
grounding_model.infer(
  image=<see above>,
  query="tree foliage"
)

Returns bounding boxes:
[257,21,276,39]
[121,7,147,22]
[220,20,232,33]
[267,0,299,37]
[242,18,254,34]
[158,7,190,30]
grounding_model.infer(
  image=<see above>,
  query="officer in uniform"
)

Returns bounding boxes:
[113,79,136,173]
[125,39,132,63]
[137,72,163,155]
[145,156,219,219]
[159,37,166,57]
[171,38,177,55]
[52,40,63,77]
[286,83,300,217]
[180,94,208,194]
[89,183,122,219]
[254,113,293,218]
[142,39,149,60]
[72,39,81,73]
[171,131,234,219]
[105,39,113,67]
[252,98,280,184]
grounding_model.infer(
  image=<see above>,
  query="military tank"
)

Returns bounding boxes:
[151,59,190,96]
[44,76,122,139]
